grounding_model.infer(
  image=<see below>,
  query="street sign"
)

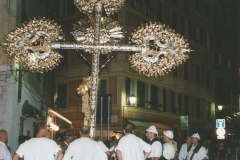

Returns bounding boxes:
[217,135,225,139]
[216,119,225,128]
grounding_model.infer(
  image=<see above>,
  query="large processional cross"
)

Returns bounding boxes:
[1,0,191,137]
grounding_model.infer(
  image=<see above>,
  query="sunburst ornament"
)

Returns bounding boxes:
[1,18,64,73]
[74,0,125,16]
[129,22,191,77]
[71,17,124,54]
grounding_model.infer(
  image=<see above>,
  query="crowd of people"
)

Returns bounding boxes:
[0,123,240,160]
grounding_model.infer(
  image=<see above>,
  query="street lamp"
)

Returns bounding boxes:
[218,105,223,111]
[129,94,137,106]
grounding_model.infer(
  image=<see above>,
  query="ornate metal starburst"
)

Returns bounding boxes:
[129,22,191,77]
[74,0,125,16]
[71,17,124,54]
[1,18,64,73]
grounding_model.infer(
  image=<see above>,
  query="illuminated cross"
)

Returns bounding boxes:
[1,1,191,137]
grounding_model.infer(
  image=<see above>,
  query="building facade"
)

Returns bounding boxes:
[51,0,216,142]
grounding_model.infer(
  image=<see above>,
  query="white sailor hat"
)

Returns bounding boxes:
[163,130,173,139]
[191,132,200,139]
[146,125,158,135]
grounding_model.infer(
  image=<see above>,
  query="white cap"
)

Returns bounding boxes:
[191,132,200,139]
[163,130,173,139]
[146,125,158,134]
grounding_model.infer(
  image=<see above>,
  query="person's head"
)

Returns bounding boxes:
[63,132,74,144]
[123,123,135,135]
[0,130,8,143]
[218,141,225,149]
[34,122,47,138]
[163,130,173,143]
[191,133,200,146]
[80,125,90,137]
[186,136,191,145]
[203,139,209,148]
[146,125,158,140]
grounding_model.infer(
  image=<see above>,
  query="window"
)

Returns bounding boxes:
[206,3,210,18]
[184,95,189,115]
[58,50,68,67]
[99,79,107,94]
[195,0,200,11]
[126,77,134,105]
[144,0,152,16]
[137,81,147,108]
[172,67,179,77]
[178,93,182,113]
[162,88,167,112]
[196,98,201,118]
[188,21,192,40]
[43,71,54,94]
[59,0,74,16]
[184,60,189,80]
[55,84,67,108]
[171,91,177,114]
[207,33,212,50]
[151,85,159,110]
[184,0,188,12]
[157,1,163,22]
[130,0,138,9]
[181,18,185,36]
[206,69,211,88]
[196,64,201,84]
[206,101,211,120]
[172,11,178,31]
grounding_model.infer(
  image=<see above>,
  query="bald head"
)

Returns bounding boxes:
[80,125,90,137]
[0,130,8,143]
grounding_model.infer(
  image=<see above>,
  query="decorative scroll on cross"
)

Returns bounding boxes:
[1,0,191,137]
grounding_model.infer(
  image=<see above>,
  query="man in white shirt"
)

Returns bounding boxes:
[0,130,11,160]
[116,123,152,160]
[13,122,63,160]
[179,136,192,160]
[63,125,107,160]
[187,133,207,160]
[162,130,176,160]
[97,140,111,157]
[145,125,162,160]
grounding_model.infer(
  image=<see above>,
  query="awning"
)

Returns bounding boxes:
[48,109,72,125]
[127,119,171,136]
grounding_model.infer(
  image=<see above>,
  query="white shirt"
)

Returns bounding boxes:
[63,137,107,160]
[0,142,11,160]
[163,143,175,160]
[109,146,116,160]
[148,140,162,158]
[179,143,190,160]
[97,141,109,152]
[187,144,207,160]
[16,137,61,160]
[116,134,151,160]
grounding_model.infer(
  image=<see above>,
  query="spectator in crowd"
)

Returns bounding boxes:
[0,129,11,160]
[187,133,207,160]
[213,141,228,160]
[59,132,74,154]
[145,125,162,160]
[13,122,63,160]
[63,125,107,160]
[116,123,151,160]
[179,136,192,160]
[162,130,176,160]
